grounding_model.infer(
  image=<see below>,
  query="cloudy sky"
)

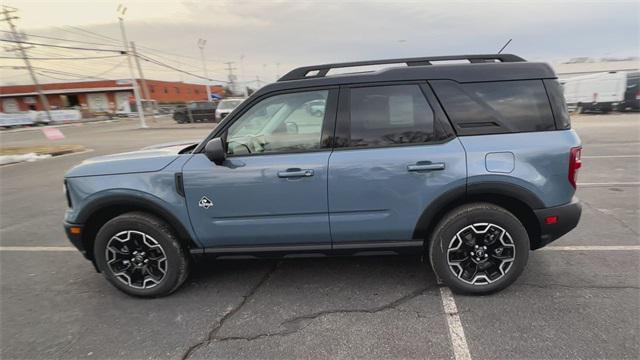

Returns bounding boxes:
[1,0,638,86]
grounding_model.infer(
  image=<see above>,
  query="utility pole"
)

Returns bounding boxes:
[240,54,247,97]
[197,38,211,101]
[117,4,147,128]
[130,41,156,120]
[1,5,52,122]
[224,61,237,96]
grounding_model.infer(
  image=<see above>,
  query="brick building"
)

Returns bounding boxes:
[0,79,225,113]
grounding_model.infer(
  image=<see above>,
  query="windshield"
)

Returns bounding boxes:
[217,99,244,110]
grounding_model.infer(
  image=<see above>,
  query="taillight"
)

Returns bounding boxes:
[636,91,640,100]
[568,147,582,188]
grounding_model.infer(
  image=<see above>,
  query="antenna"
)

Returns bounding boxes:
[498,38,512,54]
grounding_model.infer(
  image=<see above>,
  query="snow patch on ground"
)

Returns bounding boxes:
[0,153,52,166]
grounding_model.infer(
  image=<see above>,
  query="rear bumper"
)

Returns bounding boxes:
[533,196,582,249]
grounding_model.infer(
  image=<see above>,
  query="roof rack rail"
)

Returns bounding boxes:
[278,54,526,81]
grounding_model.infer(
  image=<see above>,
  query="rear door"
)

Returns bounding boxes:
[328,83,467,248]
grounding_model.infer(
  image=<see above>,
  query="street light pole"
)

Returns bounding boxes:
[117,4,147,128]
[240,54,247,97]
[197,38,211,102]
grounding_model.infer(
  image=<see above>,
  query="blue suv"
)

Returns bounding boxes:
[64,54,582,297]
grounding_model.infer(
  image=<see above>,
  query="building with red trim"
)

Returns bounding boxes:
[0,79,225,113]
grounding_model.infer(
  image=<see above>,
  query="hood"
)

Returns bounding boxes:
[65,142,196,178]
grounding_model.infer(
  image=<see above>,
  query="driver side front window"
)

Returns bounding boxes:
[225,90,328,155]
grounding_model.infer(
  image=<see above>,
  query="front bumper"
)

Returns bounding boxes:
[532,196,582,249]
[63,221,89,259]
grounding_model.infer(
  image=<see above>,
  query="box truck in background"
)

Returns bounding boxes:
[562,71,639,113]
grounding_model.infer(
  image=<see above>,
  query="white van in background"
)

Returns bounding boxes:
[214,97,245,122]
[562,71,640,113]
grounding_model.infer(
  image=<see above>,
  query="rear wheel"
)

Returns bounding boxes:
[94,212,190,297]
[429,203,529,294]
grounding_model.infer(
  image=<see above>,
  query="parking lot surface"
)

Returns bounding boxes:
[1,114,638,359]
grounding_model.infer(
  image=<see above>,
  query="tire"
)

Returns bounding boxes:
[94,212,190,297]
[428,203,529,295]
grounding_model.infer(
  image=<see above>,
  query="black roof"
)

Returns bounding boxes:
[254,54,556,96]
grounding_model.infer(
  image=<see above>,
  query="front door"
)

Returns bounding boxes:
[182,88,337,249]
[328,83,467,246]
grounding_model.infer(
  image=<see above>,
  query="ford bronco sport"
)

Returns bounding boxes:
[64,54,582,297]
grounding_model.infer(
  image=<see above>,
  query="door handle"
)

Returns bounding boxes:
[277,169,314,178]
[407,162,445,172]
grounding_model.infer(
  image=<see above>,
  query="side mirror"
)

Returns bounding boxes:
[204,138,226,165]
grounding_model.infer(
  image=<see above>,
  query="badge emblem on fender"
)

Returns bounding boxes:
[198,196,213,209]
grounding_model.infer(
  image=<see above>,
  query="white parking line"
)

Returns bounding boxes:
[0,246,76,251]
[582,155,640,158]
[577,182,640,187]
[439,287,472,360]
[540,245,640,251]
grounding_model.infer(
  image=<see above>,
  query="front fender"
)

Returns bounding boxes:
[70,188,201,248]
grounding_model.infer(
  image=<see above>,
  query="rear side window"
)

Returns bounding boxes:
[430,80,556,135]
[348,85,436,147]
[544,79,571,129]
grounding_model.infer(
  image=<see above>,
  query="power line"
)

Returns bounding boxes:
[0,54,123,60]
[17,47,127,76]
[138,53,229,83]
[62,24,223,63]
[92,58,127,77]
[4,58,128,81]
[34,71,99,81]
[65,25,121,44]
[0,29,119,47]
[0,38,124,53]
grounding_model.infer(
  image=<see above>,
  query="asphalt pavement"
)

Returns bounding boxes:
[0,113,638,359]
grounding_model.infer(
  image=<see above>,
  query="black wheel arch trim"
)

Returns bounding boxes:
[466,181,545,209]
[412,181,545,240]
[76,192,201,252]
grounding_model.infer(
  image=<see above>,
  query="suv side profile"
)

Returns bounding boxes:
[64,54,582,297]
[173,101,217,123]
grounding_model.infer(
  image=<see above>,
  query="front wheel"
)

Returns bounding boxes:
[429,203,529,294]
[94,212,190,297]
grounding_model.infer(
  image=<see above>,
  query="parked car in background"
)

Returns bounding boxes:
[562,71,639,113]
[173,101,217,123]
[215,97,245,122]
[63,54,582,297]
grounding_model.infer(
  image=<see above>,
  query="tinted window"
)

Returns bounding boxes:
[226,90,328,155]
[544,79,570,129]
[349,85,435,147]
[431,80,555,135]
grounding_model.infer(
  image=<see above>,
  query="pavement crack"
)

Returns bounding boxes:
[516,282,640,290]
[212,286,431,344]
[181,262,280,360]
[581,199,639,236]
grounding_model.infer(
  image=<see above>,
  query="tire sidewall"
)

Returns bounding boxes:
[430,205,529,294]
[94,214,186,297]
